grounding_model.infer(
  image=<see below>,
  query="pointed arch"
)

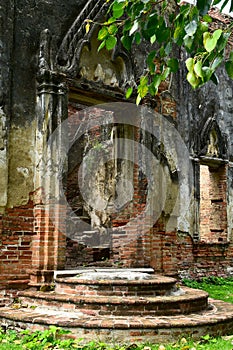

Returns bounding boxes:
[198,117,227,160]
[55,0,134,92]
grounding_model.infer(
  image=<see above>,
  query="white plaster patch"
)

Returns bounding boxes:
[75,271,152,280]
[17,167,29,178]
[34,307,84,318]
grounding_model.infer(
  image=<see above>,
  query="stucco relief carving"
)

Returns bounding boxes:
[207,128,219,157]
[55,0,134,91]
[199,117,226,159]
[56,0,106,71]
[78,32,128,89]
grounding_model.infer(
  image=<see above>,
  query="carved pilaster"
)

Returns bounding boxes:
[31,30,68,284]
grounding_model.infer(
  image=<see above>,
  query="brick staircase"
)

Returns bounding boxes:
[1,269,233,343]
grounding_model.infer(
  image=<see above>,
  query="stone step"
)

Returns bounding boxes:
[18,287,208,316]
[54,273,177,297]
[1,298,233,343]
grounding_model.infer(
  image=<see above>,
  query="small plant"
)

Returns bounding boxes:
[0,326,81,350]
[0,326,233,349]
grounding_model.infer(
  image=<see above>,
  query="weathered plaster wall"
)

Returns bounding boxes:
[0,0,233,285]
[1,0,89,208]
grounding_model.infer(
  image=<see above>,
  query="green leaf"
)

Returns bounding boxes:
[124,19,132,32]
[157,28,170,44]
[202,334,211,341]
[202,66,213,80]
[187,71,200,88]
[147,50,157,73]
[121,35,133,51]
[161,67,171,80]
[203,29,222,52]
[194,60,203,78]
[138,84,148,98]
[202,14,212,23]
[225,61,233,79]
[105,17,117,25]
[160,46,165,58]
[148,81,158,96]
[112,2,125,18]
[108,24,118,35]
[165,42,172,55]
[144,13,158,39]
[97,40,106,52]
[217,32,230,52]
[152,74,162,89]
[167,58,179,73]
[138,76,149,99]
[173,26,185,45]
[135,32,141,45]
[140,75,148,86]
[197,0,212,15]
[103,17,116,26]
[184,34,194,50]
[105,35,117,50]
[126,87,133,99]
[98,27,109,41]
[213,29,222,42]
[150,34,156,44]
[211,55,223,70]
[113,8,124,18]
[131,1,144,16]
[186,57,194,72]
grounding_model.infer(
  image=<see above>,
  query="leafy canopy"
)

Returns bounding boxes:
[87,0,233,104]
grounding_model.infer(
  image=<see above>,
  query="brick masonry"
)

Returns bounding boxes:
[0,0,233,290]
[0,201,34,289]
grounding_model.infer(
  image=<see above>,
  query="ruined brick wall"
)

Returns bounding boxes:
[0,202,34,289]
[0,0,233,287]
[200,164,227,242]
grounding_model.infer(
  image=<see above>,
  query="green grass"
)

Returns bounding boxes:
[182,276,233,303]
[0,336,233,350]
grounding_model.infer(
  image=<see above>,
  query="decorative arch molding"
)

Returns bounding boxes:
[54,0,135,92]
[56,0,107,72]
[198,116,227,161]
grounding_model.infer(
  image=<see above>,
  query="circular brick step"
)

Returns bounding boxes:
[18,287,208,316]
[54,274,177,297]
[1,298,233,343]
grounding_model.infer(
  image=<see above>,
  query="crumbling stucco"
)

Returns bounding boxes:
[7,121,36,207]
